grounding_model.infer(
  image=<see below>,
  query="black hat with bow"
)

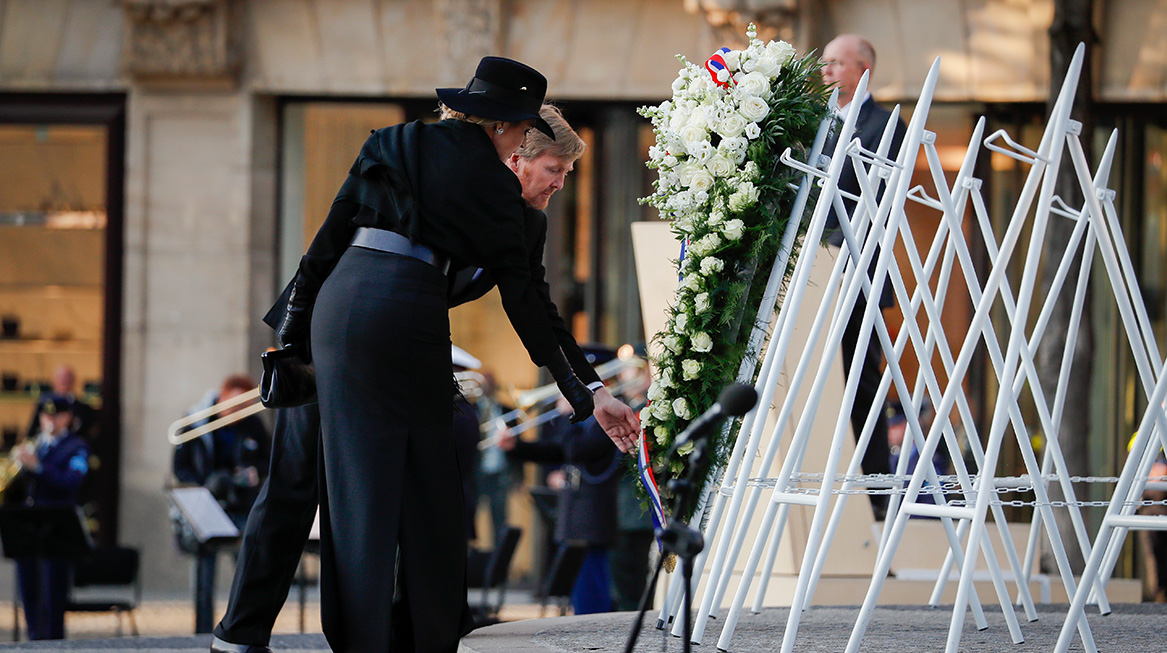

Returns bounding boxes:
[437,56,556,140]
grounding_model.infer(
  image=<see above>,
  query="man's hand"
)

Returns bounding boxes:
[497,427,517,452]
[593,387,641,453]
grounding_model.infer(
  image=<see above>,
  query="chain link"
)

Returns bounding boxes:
[730,473,1167,508]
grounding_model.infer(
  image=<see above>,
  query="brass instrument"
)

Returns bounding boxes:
[167,387,266,446]
[476,357,647,449]
[0,440,35,494]
[454,370,486,399]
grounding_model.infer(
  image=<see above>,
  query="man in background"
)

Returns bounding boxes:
[820,34,908,519]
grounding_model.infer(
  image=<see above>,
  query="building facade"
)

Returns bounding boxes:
[0,0,1164,595]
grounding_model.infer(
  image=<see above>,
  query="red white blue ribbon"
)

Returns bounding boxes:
[705,47,733,88]
[637,410,667,548]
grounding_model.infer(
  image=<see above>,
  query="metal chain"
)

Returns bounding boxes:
[732,473,1167,508]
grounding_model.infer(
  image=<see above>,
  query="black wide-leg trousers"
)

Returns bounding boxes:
[312,247,470,652]
[215,401,320,646]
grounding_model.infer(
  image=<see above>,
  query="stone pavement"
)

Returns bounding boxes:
[0,600,1164,651]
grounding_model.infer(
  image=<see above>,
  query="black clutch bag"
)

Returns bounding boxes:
[259,346,317,408]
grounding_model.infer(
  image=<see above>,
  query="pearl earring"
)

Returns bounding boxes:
[495,126,505,135]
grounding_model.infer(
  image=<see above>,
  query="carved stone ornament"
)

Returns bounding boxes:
[434,0,502,84]
[685,0,802,45]
[121,0,239,86]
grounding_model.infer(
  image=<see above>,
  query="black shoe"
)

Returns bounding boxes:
[211,636,273,653]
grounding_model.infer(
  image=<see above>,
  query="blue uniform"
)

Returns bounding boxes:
[17,431,89,640]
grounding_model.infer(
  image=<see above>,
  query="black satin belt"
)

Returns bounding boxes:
[351,227,450,276]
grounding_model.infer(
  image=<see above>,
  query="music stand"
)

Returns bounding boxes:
[168,487,240,633]
[0,505,93,559]
[0,505,93,640]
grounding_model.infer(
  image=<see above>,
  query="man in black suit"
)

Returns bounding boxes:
[821,34,908,520]
[211,104,593,653]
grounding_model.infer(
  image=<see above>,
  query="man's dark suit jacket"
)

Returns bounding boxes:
[824,95,907,309]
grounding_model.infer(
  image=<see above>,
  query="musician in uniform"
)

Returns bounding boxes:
[13,396,90,640]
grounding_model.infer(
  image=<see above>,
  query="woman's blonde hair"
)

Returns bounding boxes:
[437,103,496,126]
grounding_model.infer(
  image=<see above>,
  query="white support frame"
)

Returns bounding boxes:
[672,42,1166,653]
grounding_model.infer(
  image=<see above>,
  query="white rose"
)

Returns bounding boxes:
[674,312,689,333]
[664,334,683,353]
[640,405,653,422]
[677,441,695,456]
[647,382,665,403]
[717,113,748,139]
[722,49,742,71]
[669,106,691,132]
[724,219,746,240]
[660,368,675,387]
[695,292,711,313]
[680,124,707,149]
[652,401,672,420]
[689,168,714,192]
[767,40,795,65]
[701,257,725,275]
[737,72,770,97]
[654,426,669,444]
[692,332,714,353]
[729,182,759,212]
[699,232,722,253]
[682,359,702,380]
[706,153,735,178]
[672,397,692,420]
[744,122,761,140]
[691,104,715,129]
[739,96,770,122]
[683,274,703,292]
[708,210,725,225]
[753,55,781,77]
[677,162,699,187]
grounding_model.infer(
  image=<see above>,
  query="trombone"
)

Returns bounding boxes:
[476,357,646,449]
[167,387,266,446]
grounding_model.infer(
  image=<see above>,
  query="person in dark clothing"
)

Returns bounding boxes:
[210,101,613,653]
[610,354,656,612]
[13,396,90,640]
[173,375,271,529]
[501,401,623,614]
[821,34,908,520]
[270,58,639,652]
[25,365,97,442]
[173,374,271,634]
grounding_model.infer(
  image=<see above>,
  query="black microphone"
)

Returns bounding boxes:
[669,383,759,453]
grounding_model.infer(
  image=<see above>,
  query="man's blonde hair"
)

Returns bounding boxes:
[516,105,585,162]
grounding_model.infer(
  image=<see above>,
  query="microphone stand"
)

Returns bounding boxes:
[624,426,717,653]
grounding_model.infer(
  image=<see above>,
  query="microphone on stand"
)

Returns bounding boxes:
[667,383,758,457]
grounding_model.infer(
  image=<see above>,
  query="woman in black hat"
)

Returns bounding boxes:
[274,57,639,652]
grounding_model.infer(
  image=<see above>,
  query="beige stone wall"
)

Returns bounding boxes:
[121,90,261,590]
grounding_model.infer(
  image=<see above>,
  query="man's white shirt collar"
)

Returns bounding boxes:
[833,92,872,119]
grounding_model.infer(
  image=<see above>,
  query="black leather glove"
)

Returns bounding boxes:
[548,349,594,424]
[276,279,315,353]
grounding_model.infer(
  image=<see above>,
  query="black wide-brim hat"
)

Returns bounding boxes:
[437,56,556,140]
